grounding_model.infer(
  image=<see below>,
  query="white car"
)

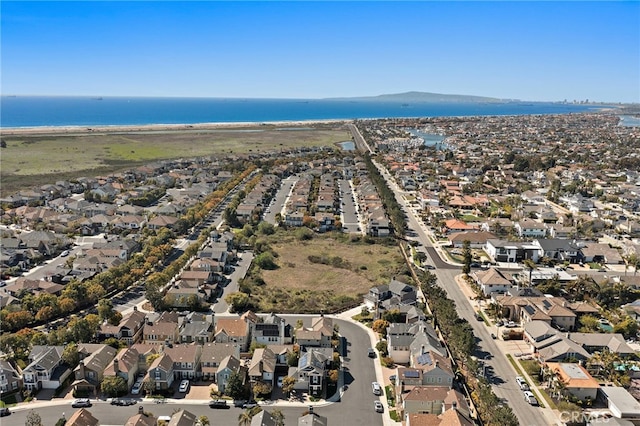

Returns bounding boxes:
[277,376,284,388]
[524,390,539,406]
[515,376,529,391]
[372,382,382,395]
[179,379,190,393]
[131,380,143,395]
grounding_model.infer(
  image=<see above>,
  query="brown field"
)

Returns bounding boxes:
[0,121,352,196]
[254,234,407,313]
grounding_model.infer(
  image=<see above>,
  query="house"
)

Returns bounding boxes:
[364,279,418,311]
[215,316,251,352]
[290,349,330,396]
[295,316,334,349]
[98,309,146,345]
[497,294,577,331]
[179,312,215,344]
[248,347,277,387]
[472,267,514,296]
[600,386,640,420]
[252,313,293,345]
[216,355,244,393]
[410,350,454,387]
[448,231,497,249]
[125,411,157,426]
[405,409,474,426]
[147,353,175,391]
[66,408,99,426]
[442,219,479,234]
[484,239,541,263]
[163,344,202,380]
[23,346,71,392]
[546,362,600,401]
[200,343,240,381]
[0,360,22,394]
[297,408,328,426]
[72,345,117,396]
[103,347,140,389]
[167,409,198,426]
[515,219,548,238]
[251,409,280,426]
[143,316,179,345]
[532,239,583,264]
[387,322,445,365]
[399,385,468,418]
[537,338,590,363]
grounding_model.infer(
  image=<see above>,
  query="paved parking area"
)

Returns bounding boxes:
[183,382,215,400]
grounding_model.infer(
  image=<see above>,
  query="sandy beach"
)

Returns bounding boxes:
[0,119,350,136]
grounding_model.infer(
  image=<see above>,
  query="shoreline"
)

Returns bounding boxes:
[0,119,351,136]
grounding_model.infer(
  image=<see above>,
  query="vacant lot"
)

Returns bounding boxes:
[254,234,407,313]
[0,122,351,196]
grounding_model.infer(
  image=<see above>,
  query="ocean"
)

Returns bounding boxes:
[0,96,600,128]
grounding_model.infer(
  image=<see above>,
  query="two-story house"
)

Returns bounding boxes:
[98,309,146,345]
[290,349,330,397]
[164,344,202,380]
[251,313,294,346]
[103,347,140,389]
[216,355,245,394]
[200,343,240,381]
[0,360,22,394]
[23,346,71,392]
[295,316,333,349]
[147,353,175,391]
[178,313,215,344]
[215,316,251,352]
[248,347,277,388]
[72,344,117,396]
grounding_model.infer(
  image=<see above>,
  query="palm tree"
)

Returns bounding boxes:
[238,410,253,426]
[523,259,537,286]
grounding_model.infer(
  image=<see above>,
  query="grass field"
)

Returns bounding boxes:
[0,123,351,196]
[253,233,407,313]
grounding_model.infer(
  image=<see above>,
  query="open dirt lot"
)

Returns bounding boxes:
[255,234,406,313]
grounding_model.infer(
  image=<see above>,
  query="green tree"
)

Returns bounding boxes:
[25,410,43,426]
[101,375,128,397]
[614,316,639,339]
[62,342,80,368]
[281,376,296,396]
[271,409,285,426]
[225,370,248,400]
[462,240,472,275]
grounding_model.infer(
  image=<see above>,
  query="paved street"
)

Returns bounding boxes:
[362,151,559,425]
[263,175,297,224]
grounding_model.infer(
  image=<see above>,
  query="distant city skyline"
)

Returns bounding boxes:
[1,1,638,103]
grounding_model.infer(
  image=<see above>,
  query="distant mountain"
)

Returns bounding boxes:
[327,91,508,103]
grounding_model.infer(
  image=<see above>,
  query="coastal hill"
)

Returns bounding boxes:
[328,91,508,103]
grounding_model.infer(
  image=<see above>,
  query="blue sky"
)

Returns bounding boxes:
[2,1,638,102]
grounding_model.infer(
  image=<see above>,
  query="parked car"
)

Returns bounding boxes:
[506,321,516,328]
[209,400,230,409]
[0,407,10,417]
[61,250,70,257]
[372,382,382,395]
[515,376,530,391]
[72,398,91,408]
[367,348,376,358]
[131,380,143,395]
[242,401,258,409]
[179,379,190,393]
[490,333,496,339]
[277,376,284,388]
[374,401,384,413]
[389,375,397,383]
[111,398,136,406]
[524,390,539,406]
